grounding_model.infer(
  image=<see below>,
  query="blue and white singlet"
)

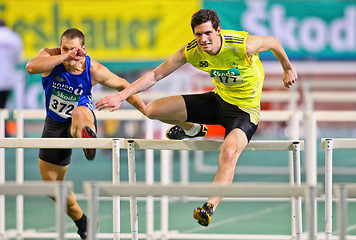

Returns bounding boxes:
[42,56,93,122]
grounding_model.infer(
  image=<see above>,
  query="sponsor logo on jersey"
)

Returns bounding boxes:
[199,61,208,67]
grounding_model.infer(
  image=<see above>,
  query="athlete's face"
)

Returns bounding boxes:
[60,37,86,66]
[193,21,221,55]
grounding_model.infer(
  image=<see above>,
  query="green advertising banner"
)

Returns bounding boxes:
[204,0,356,60]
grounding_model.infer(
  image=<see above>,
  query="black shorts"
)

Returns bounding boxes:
[0,90,10,108]
[183,92,258,141]
[39,111,97,166]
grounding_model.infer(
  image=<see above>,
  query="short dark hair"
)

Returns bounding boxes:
[191,9,220,32]
[60,28,85,46]
[0,19,5,27]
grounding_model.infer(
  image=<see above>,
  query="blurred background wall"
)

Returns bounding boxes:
[0,0,355,110]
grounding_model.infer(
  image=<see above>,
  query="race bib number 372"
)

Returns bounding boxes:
[49,89,80,119]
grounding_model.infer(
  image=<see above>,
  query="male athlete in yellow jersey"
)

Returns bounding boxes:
[96,9,297,227]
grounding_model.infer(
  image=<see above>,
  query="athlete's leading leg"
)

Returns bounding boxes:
[70,106,96,137]
[70,106,97,160]
[146,95,189,125]
[146,95,207,139]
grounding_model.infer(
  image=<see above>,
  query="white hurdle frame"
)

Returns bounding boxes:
[12,109,152,240]
[84,181,320,240]
[10,109,304,239]
[1,137,310,239]
[0,109,9,239]
[305,111,356,239]
[321,138,356,240]
[0,137,117,240]
[333,184,356,240]
[116,138,306,240]
[0,181,72,240]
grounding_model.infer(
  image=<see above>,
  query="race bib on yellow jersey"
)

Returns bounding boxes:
[210,67,244,86]
[49,89,79,119]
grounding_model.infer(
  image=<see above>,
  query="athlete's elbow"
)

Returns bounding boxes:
[25,62,35,75]
[268,37,282,50]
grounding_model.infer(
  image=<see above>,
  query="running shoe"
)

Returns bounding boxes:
[193,202,214,227]
[77,229,87,240]
[166,124,208,140]
[77,218,98,240]
[82,126,96,160]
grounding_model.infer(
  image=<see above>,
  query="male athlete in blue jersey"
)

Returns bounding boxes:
[26,28,146,239]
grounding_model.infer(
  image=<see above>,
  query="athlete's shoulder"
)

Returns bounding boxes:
[89,56,101,71]
[186,39,198,52]
[221,29,247,36]
[221,29,247,44]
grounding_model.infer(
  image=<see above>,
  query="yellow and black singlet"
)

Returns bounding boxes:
[185,30,265,109]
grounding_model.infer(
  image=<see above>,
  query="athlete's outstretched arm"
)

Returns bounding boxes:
[95,46,187,112]
[25,47,86,76]
[90,60,146,115]
[246,35,297,88]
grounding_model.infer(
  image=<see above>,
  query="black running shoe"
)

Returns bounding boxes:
[77,229,87,240]
[166,124,208,140]
[193,202,214,227]
[77,218,98,240]
[82,126,96,160]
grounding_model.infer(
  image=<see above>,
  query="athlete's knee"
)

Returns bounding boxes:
[219,148,239,167]
[145,103,162,120]
[71,107,85,120]
[67,193,78,209]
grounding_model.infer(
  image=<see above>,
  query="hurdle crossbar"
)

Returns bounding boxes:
[0,138,304,151]
[122,139,304,151]
[0,137,117,149]
[84,182,319,198]
[0,181,72,196]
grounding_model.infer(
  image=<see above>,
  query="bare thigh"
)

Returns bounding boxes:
[39,158,69,181]
[146,95,188,122]
[70,106,96,138]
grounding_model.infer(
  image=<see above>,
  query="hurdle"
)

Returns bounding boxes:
[321,138,356,240]
[0,138,117,239]
[0,181,72,240]
[307,113,356,180]
[333,184,356,240]
[0,138,309,240]
[10,109,304,238]
[0,109,9,240]
[108,138,309,240]
[84,182,320,240]
[11,109,151,240]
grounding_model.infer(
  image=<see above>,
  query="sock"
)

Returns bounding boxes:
[184,123,201,136]
[74,213,87,233]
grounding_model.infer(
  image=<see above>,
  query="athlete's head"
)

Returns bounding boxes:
[60,28,85,47]
[60,28,86,66]
[191,9,220,32]
[191,9,222,55]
